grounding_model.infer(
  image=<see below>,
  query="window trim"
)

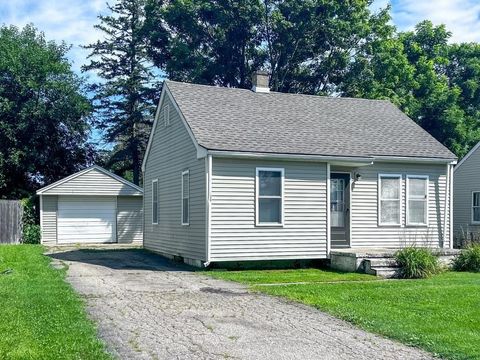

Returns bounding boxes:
[406,175,429,226]
[152,179,158,225]
[164,104,170,127]
[472,191,480,225]
[255,167,284,227]
[378,173,402,227]
[181,170,190,226]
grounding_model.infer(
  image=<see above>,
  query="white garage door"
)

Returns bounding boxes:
[57,196,116,244]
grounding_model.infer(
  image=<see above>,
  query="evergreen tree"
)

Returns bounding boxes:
[83,0,158,185]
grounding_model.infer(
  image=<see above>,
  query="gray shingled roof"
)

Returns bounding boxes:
[166,80,456,160]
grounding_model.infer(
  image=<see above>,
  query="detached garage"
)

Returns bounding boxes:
[37,165,143,245]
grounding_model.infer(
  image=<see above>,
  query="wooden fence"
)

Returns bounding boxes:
[0,200,23,244]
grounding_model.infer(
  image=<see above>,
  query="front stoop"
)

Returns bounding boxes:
[329,248,460,278]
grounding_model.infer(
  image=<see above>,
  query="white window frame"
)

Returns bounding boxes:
[406,175,429,226]
[378,174,402,226]
[181,170,189,226]
[164,104,170,127]
[472,191,480,224]
[255,167,284,226]
[152,179,158,225]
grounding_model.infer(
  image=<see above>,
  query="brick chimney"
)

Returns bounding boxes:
[251,71,270,93]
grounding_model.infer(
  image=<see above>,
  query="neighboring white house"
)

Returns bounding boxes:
[453,141,480,242]
[142,73,457,267]
[37,165,143,245]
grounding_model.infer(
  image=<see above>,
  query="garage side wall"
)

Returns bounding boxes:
[143,94,206,262]
[40,195,57,245]
[117,196,143,244]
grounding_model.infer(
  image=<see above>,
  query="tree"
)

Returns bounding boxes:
[260,0,392,94]
[83,0,158,185]
[0,24,94,199]
[145,0,264,88]
[342,20,479,157]
[144,0,391,93]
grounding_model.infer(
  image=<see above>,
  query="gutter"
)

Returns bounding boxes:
[206,150,374,164]
[206,150,457,165]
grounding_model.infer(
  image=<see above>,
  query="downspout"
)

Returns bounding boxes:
[203,154,212,267]
[443,163,450,248]
[449,164,454,248]
[326,163,331,256]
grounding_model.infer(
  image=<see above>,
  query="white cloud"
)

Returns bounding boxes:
[377,0,480,43]
[0,0,109,73]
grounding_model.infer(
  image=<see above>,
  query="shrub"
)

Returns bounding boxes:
[21,197,40,244]
[22,224,41,244]
[394,247,440,279]
[453,245,480,272]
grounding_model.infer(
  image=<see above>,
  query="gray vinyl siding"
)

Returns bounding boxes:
[210,158,327,261]
[41,168,142,196]
[41,195,57,245]
[117,196,143,244]
[143,94,206,261]
[453,148,480,237]
[350,162,450,248]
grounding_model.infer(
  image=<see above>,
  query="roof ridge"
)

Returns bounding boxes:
[165,80,391,103]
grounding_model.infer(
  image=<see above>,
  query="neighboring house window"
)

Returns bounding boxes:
[406,175,429,226]
[256,168,284,225]
[378,174,402,225]
[164,104,170,127]
[472,192,480,223]
[152,179,158,224]
[181,170,189,225]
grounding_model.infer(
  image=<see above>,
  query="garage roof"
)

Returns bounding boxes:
[36,165,143,196]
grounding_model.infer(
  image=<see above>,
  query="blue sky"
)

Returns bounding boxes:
[1,0,480,147]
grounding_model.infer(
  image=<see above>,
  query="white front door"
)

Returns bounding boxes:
[57,196,116,244]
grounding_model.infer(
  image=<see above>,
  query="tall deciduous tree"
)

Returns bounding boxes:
[144,0,391,93]
[83,0,158,185]
[0,24,94,198]
[145,0,264,88]
[342,20,480,157]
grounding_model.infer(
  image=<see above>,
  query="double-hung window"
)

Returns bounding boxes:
[406,175,428,226]
[152,179,158,224]
[472,192,480,224]
[181,170,189,225]
[256,168,284,225]
[378,174,402,225]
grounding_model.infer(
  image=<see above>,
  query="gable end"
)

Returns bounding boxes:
[142,82,207,172]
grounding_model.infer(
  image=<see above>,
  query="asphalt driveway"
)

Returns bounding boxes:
[48,248,434,360]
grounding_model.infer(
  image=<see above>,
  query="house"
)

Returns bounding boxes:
[37,165,143,245]
[142,72,457,267]
[453,141,480,244]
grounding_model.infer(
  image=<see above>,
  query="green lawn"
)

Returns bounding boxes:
[207,267,376,284]
[0,245,111,360]
[206,269,480,360]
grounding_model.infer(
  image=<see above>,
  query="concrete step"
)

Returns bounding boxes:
[368,266,399,278]
[365,258,399,268]
[363,258,399,276]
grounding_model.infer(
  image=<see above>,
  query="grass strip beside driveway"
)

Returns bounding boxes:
[0,245,111,360]
[206,268,376,285]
